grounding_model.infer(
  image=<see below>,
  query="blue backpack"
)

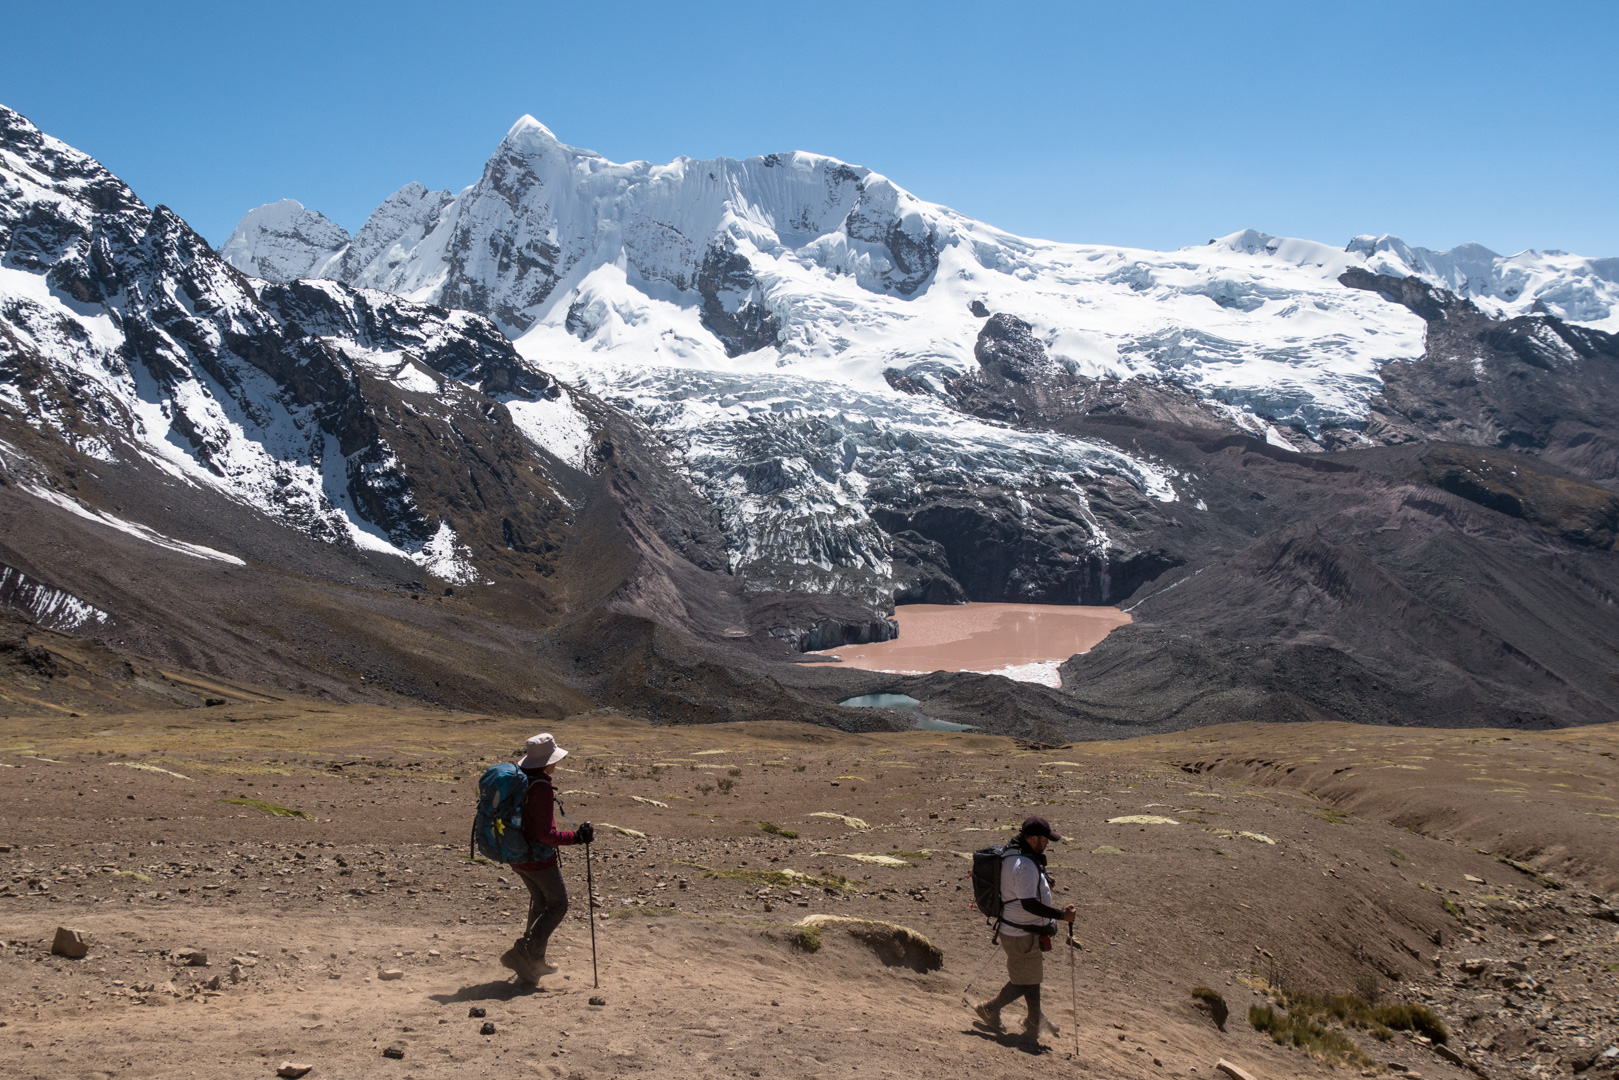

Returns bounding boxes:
[471,763,556,865]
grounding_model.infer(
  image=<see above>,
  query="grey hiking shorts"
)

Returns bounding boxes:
[1001,931,1042,985]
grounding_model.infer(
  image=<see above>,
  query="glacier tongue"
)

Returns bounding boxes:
[559,360,1178,604]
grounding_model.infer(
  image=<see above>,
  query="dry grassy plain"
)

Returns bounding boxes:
[3,703,1617,1079]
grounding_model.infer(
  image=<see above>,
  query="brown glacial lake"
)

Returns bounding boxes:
[805,602,1131,687]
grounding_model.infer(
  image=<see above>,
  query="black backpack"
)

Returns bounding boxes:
[970,842,1013,920]
[972,840,1054,940]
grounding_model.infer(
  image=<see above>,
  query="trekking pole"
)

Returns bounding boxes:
[1067,921,1079,1061]
[585,839,599,989]
[959,939,1002,1009]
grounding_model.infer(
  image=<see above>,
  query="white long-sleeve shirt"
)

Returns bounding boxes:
[998,850,1053,937]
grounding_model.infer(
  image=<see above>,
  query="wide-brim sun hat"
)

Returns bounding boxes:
[517,733,568,770]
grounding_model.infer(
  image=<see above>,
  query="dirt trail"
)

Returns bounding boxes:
[3,706,1617,1079]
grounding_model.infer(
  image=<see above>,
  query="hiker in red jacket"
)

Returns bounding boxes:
[500,733,594,983]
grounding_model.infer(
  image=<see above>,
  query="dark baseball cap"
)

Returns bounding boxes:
[1020,815,1062,841]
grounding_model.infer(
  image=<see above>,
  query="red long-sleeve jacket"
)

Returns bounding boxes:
[510,775,575,871]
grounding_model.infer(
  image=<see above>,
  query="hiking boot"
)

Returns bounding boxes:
[498,943,535,984]
[1021,1014,1048,1043]
[498,938,545,984]
[973,1002,1004,1032]
[527,948,559,977]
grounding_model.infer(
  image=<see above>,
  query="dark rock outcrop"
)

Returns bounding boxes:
[697,241,782,357]
[844,181,938,295]
[972,313,1055,384]
[870,486,1180,605]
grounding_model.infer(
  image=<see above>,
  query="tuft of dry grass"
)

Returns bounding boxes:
[219,797,310,819]
[793,914,943,972]
[791,923,822,952]
[1250,1004,1371,1065]
[678,861,854,892]
[1249,983,1449,1065]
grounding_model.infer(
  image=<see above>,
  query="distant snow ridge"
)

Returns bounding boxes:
[569,364,1176,600]
[217,199,349,282]
[1348,234,1619,328]
[222,119,1618,447]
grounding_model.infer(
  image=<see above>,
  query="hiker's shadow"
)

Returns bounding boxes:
[428,979,542,1005]
[962,1025,1048,1056]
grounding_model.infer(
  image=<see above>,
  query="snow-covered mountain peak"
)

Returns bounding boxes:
[336,181,454,283]
[504,113,560,145]
[218,117,1619,452]
[1345,232,1619,325]
[496,114,605,169]
[217,198,349,282]
[1208,228,1358,271]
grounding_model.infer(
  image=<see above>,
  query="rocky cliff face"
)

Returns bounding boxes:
[213,120,1619,657]
[0,103,599,583]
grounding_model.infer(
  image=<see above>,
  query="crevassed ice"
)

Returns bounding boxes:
[560,363,1177,587]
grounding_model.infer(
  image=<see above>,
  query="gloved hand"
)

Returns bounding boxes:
[575,821,594,845]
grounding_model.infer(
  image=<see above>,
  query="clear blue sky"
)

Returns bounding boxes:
[5,0,1615,256]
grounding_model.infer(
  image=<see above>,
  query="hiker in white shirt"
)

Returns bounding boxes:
[974,816,1076,1043]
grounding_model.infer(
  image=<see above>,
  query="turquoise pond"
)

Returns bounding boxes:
[837,693,976,731]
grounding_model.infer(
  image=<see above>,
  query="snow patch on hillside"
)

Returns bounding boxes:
[0,564,110,631]
[24,485,247,565]
[975,660,1064,688]
[504,388,594,471]
[410,522,480,585]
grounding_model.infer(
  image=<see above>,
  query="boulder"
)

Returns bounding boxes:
[51,927,88,958]
[276,1064,312,1079]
